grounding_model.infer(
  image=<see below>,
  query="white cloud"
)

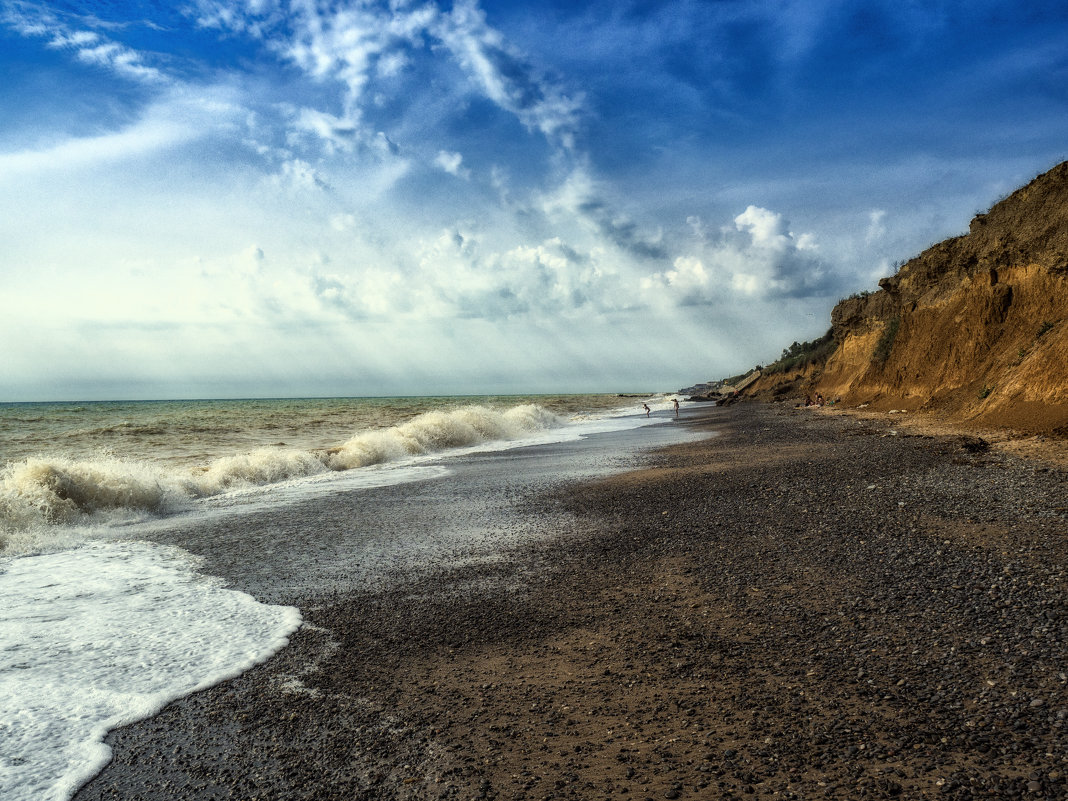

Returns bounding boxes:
[0,121,184,178]
[272,158,328,190]
[279,2,438,108]
[734,205,792,250]
[47,30,98,48]
[436,0,582,149]
[662,256,709,292]
[330,213,357,231]
[434,149,469,178]
[3,5,166,84]
[72,40,165,83]
[1,2,56,37]
[376,49,408,77]
[292,107,361,153]
[240,245,265,274]
[539,168,667,260]
[645,205,826,303]
[188,0,583,153]
[0,87,242,178]
[865,208,887,243]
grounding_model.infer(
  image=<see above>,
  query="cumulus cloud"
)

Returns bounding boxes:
[661,256,709,293]
[267,225,628,324]
[644,205,827,304]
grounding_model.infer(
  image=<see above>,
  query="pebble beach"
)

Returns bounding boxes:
[73,402,1068,801]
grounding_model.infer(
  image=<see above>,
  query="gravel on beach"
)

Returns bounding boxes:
[75,402,1068,801]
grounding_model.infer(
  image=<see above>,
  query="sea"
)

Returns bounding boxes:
[0,393,679,800]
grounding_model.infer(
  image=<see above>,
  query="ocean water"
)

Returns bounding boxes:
[0,393,676,800]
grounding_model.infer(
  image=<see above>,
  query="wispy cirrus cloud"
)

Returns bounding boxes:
[184,0,582,152]
[435,0,583,150]
[2,1,167,83]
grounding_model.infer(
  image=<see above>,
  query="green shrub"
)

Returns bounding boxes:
[763,328,836,376]
[978,385,993,400]
[872,317,900,365]
[1038,320,1055,337]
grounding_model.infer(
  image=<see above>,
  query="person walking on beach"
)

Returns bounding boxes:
[643,403,651,417]
[673,398,680,418]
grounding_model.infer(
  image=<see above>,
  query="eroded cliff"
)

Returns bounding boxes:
[751,161,1068,433]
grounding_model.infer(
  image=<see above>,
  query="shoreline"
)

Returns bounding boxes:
[75,402,1068,800]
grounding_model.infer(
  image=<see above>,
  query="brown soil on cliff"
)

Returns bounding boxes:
[748,160,1068,438]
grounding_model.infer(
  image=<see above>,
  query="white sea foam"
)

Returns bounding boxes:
[187,448,329,496]
[0,539,301,801]
[327,403,563,469]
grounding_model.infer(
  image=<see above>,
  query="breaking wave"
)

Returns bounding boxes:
[0,456,181,527]
[0,404,565,549]
[328,403,561,468]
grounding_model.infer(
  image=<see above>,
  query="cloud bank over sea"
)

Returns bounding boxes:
[2,0,1067,399]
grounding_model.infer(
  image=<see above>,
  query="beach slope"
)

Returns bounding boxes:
[76,403,1068,800]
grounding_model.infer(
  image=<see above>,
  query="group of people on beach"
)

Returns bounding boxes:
[803,393,841,408]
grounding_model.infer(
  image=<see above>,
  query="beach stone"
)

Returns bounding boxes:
[68,403,1068,801]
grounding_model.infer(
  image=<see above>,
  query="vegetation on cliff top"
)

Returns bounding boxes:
[763,329,836,376]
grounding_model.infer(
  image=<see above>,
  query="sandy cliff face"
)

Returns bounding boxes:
[813,161,1068,432]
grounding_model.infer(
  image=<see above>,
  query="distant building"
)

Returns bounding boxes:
[678,380,723,396]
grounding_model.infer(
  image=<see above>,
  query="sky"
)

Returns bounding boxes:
[2,0,1067,401]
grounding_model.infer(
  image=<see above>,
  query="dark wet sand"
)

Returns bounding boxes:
[75,403,1068,800]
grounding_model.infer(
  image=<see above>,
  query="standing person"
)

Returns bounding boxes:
[673,398,680,418]
[643,403,651,417]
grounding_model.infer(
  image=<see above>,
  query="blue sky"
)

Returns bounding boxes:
[2,0,1067,400]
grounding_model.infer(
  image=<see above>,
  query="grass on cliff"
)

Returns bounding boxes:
[872,317,900,365]
[763,328,837,375]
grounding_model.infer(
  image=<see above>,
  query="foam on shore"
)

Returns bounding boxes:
[0,540,301,801]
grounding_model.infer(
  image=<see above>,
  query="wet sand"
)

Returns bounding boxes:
[75,403,1068,800]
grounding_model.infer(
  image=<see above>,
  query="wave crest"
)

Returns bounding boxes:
[0,457,177,529]
[329,404,563,469]
[189,449,328,496]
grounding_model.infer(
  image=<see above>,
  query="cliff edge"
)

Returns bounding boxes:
[749,161,1068,433]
